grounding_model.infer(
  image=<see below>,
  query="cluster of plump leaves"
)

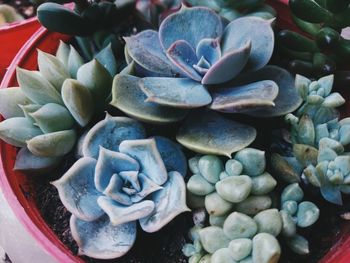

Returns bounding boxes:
[112,5,302,157]
[0,41,116,174]
[272,74,350,205]
[37,0,135,36]
[184,149,319,262]
[277,0,350,81]
[53,114,189,259]
[186,0,276,21]
[0,4,23,25]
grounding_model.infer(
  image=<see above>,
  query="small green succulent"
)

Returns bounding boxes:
[0,41,117,174]
[0,4,23,25]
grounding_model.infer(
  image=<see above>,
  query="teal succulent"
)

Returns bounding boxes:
[0,41,116,174]
[112,5,302,156]
[52,114,189,259]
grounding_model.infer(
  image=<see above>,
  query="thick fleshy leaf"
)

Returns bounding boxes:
[119,138,168,185]
[110,74,188,124]
[14,147,62,175]
[104,174,133,205]
[159,6,223,50]
[77,59,112,110]
[56,40,70,67]
[177,111,256,157]
[0,117,42,147]
[30,103,75,133]
[95,147,139,192]
[140,171,190,232]
[234,66,302,117]
[52,157,104,221]
[68,45,84,78]
[167,40,202,81]
[154,136,187,176]
[70,215,136,259]
[130,173,163,203]
[37,50,70,91]
[0,87,32,119]
[16,68,63,105]
[209,80,278,113]
[221,17,274,71]
[196,38,221,65]
[124,30,180,77]
[82,114,145,158]
[98,197,155,225]
[95,44,118,76]
[320,185,342,205]
[27,129,77,157]
[20,104,41,123]
[140,77,212,108]
[61,79,94,127]
[202,41,251,85]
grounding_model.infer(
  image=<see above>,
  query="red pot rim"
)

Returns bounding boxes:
[1,2,350,263]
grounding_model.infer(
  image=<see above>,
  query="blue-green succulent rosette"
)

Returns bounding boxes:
[52,114,189,259]
[112,5,302,157]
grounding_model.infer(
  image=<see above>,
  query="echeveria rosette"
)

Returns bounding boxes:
[112,6,302,156]
[0,41,117,174]
[52,114,189,259]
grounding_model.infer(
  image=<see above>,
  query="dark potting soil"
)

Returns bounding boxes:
[0,0,35,19]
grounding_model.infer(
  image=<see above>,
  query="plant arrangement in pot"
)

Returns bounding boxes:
[2,0,350,263]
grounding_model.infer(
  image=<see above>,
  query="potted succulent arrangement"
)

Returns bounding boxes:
[2,0,350,262]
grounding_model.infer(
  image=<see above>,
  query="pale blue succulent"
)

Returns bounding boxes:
[52,114,189,259]
[112,5,302,157]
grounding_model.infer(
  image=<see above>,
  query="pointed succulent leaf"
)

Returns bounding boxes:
[198,226,231,254]
[56,40,70,67]
[297,114,315,145]
[198,155,223,183]
[223,212,258,239]
[52,157,104,221]
[68,45,84,78]
[187,174,215,196]
[70,215,136,259]
[319,137,344,154]
[124,30,181,77]
[252,233,281,263]
[235,195,272,216]
[14,147,62,175]
[209,80,278,113]
[30,103,75,133]
[154,136,187,176]
[82,114,146,158]
[27,129,77,157]
[16,68,63,105]
[322,92,345,108]
[20,104,41,123]
[140,77,212,108]
[295,74,311,100]
[196,38,221,65]
[293,144,318,167]
[270,153,301,183]
[140,171,190,232]
[211,248,236,263]
[334,156,350,175]
[339,125,350,145]
[317,74,334,97]
[303,165,321,187]
[205,191,233,216]
[61,79,94,127]
[95,44,117,76]
[286,234,310,255]
[177,111,256,157]
[167,40,202,81]
[97,197,155,225]
[235,148,266,176]
[95,147,139,192]
[159,6,223,50]
[119,138,167,185]
[111,74,188,124]
[0,117,42,147]
[216,176,252,203]
[77,59,112,110]
[37,50,70,91]
[320,185,342,205]
[202,41,251,85]
[228,238,252,261]
[254,209,282,236]
[0,87,32,119]
[221,17,274,71]
[235,66,302,117]
[297,201,320,228]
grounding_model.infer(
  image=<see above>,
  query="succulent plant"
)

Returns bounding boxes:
[112,5,302,156]
[277,0,350,85]
[271,74,350,205]
[186,0,276,21]
[186,149,277,217]
[0,41,117,174]
[52,114,189,259]
[0,4,23,25]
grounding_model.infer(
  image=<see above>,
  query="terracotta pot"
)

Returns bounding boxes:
[0,17,41,79]
[1,3,350,263]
